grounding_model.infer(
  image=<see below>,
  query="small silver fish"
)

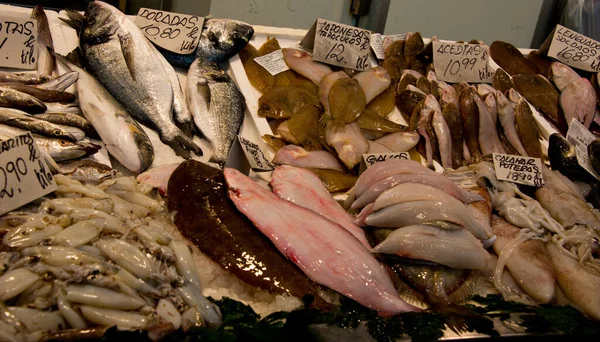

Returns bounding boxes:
[0,87,47,114]
[58,160,117,182]
[0,108,83,141]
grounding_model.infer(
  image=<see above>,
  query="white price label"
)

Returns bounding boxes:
[238,136,275,172]
[135,8,203,54]
[566,118,600,180]
[493,153,544,187]
[547,24,600,72]
[301,18,371,71]
[0,133,57,215]
[444,169,480,190]
[0,15,38,70]
[370,33,385,60]
[363,152,410,168]
[254,49,290,76]
[433,41,493,83]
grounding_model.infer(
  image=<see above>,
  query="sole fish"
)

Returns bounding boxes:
[224,167,419,314]
[282,49,332,85]
[560,78,596,129]
[271,165,370,247]
[325,121,369,169]
[372,225,490,270]
[167,161,332,309]
[514,99,542,158]
[273,145,344,171]
[441,103,464,168]
[186,58,245,164]
[489,41,537,76]
[432,108,452,168]
[512,74,566,134]
[366,200,493,240]
[459,87,482,161]
[81,1,200,158]
[496,90,528,156]
[549,62,581,91]
[308,168,357,193]
[240,44,274,93]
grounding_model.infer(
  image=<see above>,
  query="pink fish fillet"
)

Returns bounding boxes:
[270,165,371,248]
[224,167,418,314]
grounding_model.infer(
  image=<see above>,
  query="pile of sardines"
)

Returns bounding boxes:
[0,174,221,341]
[1,2,255,177]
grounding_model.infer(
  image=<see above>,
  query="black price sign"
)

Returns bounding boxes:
[433,41,493,83]
[300,18,371,71]
[135,8,203,54]
[0,15,38,69]
[0,133,57,215]
[547,24,600,72]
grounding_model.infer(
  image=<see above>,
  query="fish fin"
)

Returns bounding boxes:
[119,36,137,81]
[60,10,84,33]
[65,48,84,68]
[31,6,53,47]
[196,77,212,111]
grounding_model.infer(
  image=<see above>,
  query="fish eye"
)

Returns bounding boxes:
[58,140,70,146]
[232,32,242,40]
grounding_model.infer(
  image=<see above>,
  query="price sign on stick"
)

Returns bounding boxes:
[433,41,494,83]
[566,118,600,180]
[0,15,38,69]
[493,153,544,187]
[301,18,372,71]
[254,50,290,76]
[135,8,204,54]
[238,136,275,172]
[0,133,57,215]
[547,24,600,72]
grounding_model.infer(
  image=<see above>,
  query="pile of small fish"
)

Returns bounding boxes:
[489,41,598,136]
[240,38,420,192]
[0,174,221,341]
[381,35,547,169]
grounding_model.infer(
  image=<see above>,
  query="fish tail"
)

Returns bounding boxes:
[167,132,203,159]
[60,10,84,33]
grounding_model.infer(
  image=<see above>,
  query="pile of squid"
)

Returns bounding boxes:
[240,38,420,193]
[0,175,221,342]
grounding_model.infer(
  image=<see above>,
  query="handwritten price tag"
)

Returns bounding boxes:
[444,169,480,190]
[135,8,203,54]
[566,118,600,180]
[301,18,371,71]
[363,152,410,168]
[433,41,493,83]
[0,133,57,215]
[238,136,275,172]
[0,15,37,70]
[547,24,600,72]
[493,153,544,187]
[254,50,289,76]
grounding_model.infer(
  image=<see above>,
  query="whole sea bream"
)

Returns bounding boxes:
[79,1,201,158]
[186,58,245,164]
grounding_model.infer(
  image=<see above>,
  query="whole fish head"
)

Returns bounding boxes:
[197,19,254,62]
[50,139,102,161]
[82,1,121,45]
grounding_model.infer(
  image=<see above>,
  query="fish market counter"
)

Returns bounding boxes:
[0,2,599,342]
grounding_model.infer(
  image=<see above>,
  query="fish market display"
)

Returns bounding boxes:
[224,167,418,314]
[0,174,222,341]
[77,2,201,159]
[2,4,600,341]
[167,160,332,308]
